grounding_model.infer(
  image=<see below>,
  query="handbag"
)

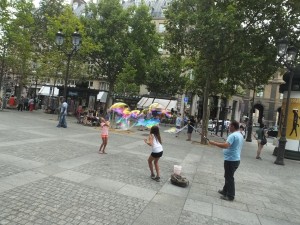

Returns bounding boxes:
[170,173,189,187]
[261,130,267,145]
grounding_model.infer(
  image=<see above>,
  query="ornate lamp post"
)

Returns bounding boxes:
[55,28,81,99]
[275,39,298,165]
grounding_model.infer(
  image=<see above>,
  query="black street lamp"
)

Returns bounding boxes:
[55,28,81,99]
[274,38,298,165]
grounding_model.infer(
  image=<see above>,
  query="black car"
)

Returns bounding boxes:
[267,126,278,138]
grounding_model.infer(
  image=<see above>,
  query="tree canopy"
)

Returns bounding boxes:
[165,0,300,143]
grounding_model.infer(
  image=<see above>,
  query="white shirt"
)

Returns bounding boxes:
[61,102,68,115]
[152,134,163,153]
[176,117,182,127]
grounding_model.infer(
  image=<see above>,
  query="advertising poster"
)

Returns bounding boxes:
[281,98,300,140]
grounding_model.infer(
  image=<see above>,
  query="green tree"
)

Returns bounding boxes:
[165,0,300,144]
[145,56,187,97]
[46,6,93,91]
[5,0,36,99]
[114,63,139,95]
[126,4,161,84]
[82,0,161,110]
[0,0,11,96]
[82,0,128,107]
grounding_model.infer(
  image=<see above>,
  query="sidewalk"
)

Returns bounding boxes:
[0,109,299,225]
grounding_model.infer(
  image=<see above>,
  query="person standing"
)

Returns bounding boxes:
[28,97,35,112]
[57,99,68,128]
[175,113,182,137]
[99,117,110,154]
[23,96,29,111]
[144,126,163,182]
[17,96,24,111]
[239,125,245,139]
[186,116,196,141]
[254,124,265,159]
[208,120,244,201]
[8,95,15,108]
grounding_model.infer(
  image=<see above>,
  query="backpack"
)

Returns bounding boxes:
[170,174,189,188]
[261,129,267,145]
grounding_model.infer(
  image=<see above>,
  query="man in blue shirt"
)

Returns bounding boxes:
[209,120,244,201]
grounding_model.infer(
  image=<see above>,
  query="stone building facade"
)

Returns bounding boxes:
[242,70,284,127]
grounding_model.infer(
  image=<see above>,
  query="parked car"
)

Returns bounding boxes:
[267,126,278,137]
[208,120,227,131]
[208,121,215,131]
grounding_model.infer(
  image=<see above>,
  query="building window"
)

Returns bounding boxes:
[41,78,50,84]
[256,91,263,97]
[68,80,76,86]
[89,81,94,88]
[99,82,109,91]
[256,86,264,97]
[280,93,283,99]
[88,61,94,75]
[158,23,166,33]
[56,79,63,85]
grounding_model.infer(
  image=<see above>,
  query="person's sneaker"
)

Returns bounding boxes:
[256,156,262,160]
[218,190,226,196]
[220,196,234,201]
[152,176,160,182]
[150,174,155,179]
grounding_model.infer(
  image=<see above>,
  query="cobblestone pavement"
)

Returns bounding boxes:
[0,109,300,225]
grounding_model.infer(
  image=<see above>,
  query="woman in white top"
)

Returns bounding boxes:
[144,126,163,182]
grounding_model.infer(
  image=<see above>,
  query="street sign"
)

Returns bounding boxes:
[184,97,188,103]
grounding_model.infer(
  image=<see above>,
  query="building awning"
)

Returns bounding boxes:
[143,98,155,108]
[166,100,177,111]
[38,86,59,96]
[137,97,148,109]
[153,99,170,108]
[137,97,177,112]
[97,91,108,103]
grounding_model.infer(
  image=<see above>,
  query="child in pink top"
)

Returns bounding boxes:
[99,117,110,154]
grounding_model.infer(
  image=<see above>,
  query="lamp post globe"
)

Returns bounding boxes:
[286,46,298,64]
[55,29,64,46]
[277,38,289,57]
[72,29,81,47]
[55,28,81,99]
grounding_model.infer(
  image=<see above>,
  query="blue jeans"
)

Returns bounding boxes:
[57,114,67,128]
[222,160,240,199]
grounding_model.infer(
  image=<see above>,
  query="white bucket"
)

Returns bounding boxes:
[173,165,182,175]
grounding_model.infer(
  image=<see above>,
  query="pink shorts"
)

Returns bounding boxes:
[101,135,108,138]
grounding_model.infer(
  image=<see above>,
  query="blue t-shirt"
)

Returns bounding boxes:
[223,131,244,161]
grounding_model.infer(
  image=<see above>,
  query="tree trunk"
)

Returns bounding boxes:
[246,89,256,142]
[201,75,211,145]
[104,82,114,115]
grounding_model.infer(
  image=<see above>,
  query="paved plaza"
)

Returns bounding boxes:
[0,109,300,225]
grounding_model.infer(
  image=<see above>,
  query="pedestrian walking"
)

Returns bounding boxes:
[23,97,29,111]
[254,124,266,159]
[56,99,68,128]
[208,120,244,201]
[99,117,110,154]
[17,96,24,111]
[144,125,163,182]
[186,116,196,141]
[8,95,15,108]
[239,125,245,139]
[28,97,35,112]
[175,113,182,137]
